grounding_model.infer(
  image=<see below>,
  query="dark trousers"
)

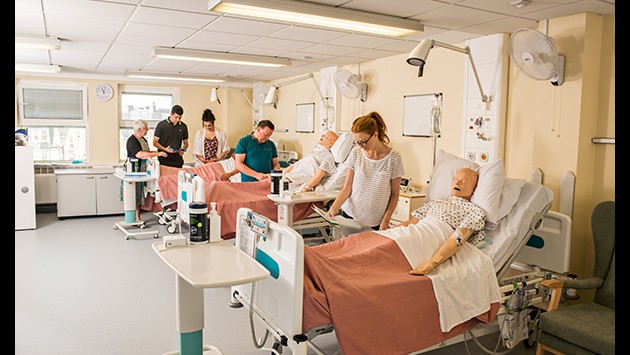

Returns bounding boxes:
[341,211,380,230]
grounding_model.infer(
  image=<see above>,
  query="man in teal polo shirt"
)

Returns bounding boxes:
[235,120,281,182]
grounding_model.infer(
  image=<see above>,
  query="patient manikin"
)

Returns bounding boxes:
[399,167,486,275]
[283,130,339,193]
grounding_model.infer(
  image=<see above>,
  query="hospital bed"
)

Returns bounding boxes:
[145,161,343,239]
[229,179,573,354]
[145,134,355,240]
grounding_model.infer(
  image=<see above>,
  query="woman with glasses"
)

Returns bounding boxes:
[326,112,404,231]
[192,108,230,166]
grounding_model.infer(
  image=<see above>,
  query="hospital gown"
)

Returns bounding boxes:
[411,196,487,247]
[286,145,336,189]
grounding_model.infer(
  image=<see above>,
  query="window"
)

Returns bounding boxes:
[118,85,178,161]
[17,80,88,162]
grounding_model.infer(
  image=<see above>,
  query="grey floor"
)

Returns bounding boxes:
[15,211,538,355]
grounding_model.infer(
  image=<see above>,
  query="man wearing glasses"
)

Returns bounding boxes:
[234,119,281,182]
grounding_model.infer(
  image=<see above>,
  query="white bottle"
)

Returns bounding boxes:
[208,202,221,243]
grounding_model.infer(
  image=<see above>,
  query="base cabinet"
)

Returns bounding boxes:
[390,191,426,226]
[56,168,123,218]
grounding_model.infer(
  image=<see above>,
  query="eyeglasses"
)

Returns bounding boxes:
[353,133,374,147]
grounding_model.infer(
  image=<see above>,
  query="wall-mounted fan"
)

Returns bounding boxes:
[253,83,273,107]
[334,68,368,102]
[509,27,565,86]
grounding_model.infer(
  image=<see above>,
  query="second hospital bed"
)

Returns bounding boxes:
[144,135,355,239]
[230,179,560,355]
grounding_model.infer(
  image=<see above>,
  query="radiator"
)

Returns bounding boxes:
[34,173,57,204]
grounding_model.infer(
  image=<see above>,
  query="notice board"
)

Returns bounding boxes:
[295,102,315,133]
[402,93,441,137]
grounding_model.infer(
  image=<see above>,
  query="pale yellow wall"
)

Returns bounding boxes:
[14,12,614,282]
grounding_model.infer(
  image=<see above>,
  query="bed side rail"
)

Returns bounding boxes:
[232,208,308,353]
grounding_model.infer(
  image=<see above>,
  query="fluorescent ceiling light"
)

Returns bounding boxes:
[126,70,227,83]
[15,35,61,50]
[208,0,423,37]
[153,47,290,68]
[15,63,61,73]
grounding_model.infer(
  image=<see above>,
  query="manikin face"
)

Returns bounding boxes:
[318,131,339,149]
[451,168,478,200]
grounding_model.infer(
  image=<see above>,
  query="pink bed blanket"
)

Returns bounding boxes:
[302,231,499,355]
[154,166,316,238]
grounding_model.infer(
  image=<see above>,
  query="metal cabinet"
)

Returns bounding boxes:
[56,168,123,218]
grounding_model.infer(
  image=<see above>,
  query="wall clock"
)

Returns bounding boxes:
[95,83,114,101]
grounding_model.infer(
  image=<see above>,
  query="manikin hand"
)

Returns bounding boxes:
[219,173,230,181]
[409,260,438,275]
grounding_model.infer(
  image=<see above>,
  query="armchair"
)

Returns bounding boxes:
[536,200,615,355]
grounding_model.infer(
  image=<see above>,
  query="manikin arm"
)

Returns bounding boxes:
[409,227,473,275]
[301,169,327,192]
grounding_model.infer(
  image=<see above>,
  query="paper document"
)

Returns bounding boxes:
[311,205,373,234]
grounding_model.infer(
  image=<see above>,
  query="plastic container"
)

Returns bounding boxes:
[271,170,282,195]
[208,202,221,243]
[189,202,208,244]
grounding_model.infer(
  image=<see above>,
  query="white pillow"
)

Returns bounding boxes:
[329,132,354,164]
[425,149,480,202]
[470,158,504,224]
[484,178,526,230]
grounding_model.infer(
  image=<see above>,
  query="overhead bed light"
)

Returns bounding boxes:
[407,39,492,105]
[210,87,221,104]
[264,73,329,110]
[15,35,61,50]
[125,70,227,83]
[153,47,290,68]
[208,0,423,37]
[213,86,259,113]
[15,63,61,73]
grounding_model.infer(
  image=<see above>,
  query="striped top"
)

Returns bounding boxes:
[342,147,405,227]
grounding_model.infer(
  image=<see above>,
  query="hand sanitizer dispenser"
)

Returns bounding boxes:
[209,202,221,243]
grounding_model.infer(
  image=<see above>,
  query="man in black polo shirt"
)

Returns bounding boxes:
[153,105,189,168]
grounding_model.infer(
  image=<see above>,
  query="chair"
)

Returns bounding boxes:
[536,201,615,355]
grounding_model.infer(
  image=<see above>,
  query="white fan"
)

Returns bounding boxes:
[253,83,273,106]
[334,69,368,102]
[509,27,565,86]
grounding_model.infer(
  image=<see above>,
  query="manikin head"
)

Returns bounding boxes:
[318,130,339,150]
[451,168,478,200]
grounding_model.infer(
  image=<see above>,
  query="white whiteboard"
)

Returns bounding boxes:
[403,93,441,137]
[296,102,315,133]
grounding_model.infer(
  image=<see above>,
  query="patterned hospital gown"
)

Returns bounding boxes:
[310,145,337,186]
[411,196,487,247]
